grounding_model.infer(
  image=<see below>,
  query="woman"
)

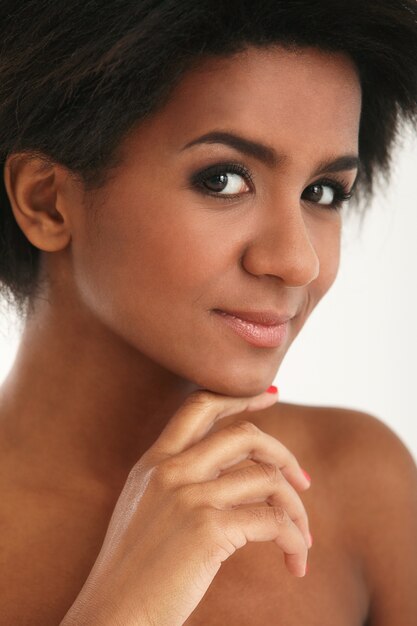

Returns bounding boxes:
[0,1,416,624]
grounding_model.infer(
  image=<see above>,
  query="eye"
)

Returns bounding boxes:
[302,178,353,211]
[304,184,335,204]
[203,171,247,195]
[190,162,253,200]
[190,164,354,211]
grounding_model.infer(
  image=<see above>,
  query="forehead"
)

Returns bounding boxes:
[145,45,361,153]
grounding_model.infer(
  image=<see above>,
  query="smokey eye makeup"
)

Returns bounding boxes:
[189,160,356,211]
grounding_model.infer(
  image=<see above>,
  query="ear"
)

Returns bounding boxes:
[3,152,76,252]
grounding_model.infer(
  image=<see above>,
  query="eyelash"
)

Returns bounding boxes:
[190,162,354,211]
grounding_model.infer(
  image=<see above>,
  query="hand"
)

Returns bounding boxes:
[60,388,312,626]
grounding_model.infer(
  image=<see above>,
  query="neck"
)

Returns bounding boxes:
[0,292,198,498]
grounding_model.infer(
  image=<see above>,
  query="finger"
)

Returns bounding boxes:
[166,419,310,492]
[218,505,308,577]
[190,462,311,549]
[149,388,280,458]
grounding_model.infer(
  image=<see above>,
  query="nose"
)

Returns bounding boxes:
[241,200,321,286]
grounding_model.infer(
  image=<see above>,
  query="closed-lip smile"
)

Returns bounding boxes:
[213,308,295,326]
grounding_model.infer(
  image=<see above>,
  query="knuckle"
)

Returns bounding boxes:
[149,459,180,490]
[259,462,279,484]
[247,506,271,523]
[175,483,201,508]
[229,419,260,438]
[293,511,309,530]
[272,505,288,525]
[184,389,215,408]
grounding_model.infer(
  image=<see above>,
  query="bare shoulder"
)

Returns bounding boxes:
[264,401,417,626]
[264,399,417,480]
[268,400,417,529]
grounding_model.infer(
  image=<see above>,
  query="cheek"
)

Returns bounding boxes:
[69,191,247,386]
[70,190,222,343]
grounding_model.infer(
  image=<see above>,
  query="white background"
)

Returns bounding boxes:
[1,126,416,462]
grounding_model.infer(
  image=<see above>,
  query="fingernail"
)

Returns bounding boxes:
[305,562,309,574]
[309,531,313,547]
[302,468,311,483]
[266,385,278,394]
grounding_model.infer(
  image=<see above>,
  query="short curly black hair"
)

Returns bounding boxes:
[1,0,416,319]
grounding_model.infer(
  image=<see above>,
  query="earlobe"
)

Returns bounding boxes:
[3,153,72,252]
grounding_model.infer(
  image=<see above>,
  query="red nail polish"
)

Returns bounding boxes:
[266,385,278,394]
[302,468,311,482]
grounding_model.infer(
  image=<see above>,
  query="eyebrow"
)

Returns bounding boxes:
[181,130,360,177]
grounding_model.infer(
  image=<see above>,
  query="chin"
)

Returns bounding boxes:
[189,365,281,399]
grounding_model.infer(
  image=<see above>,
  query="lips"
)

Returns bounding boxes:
[213,309,291,348]
[213,308,295,326]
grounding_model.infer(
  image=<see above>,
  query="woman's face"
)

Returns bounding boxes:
[67,45,361,396]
